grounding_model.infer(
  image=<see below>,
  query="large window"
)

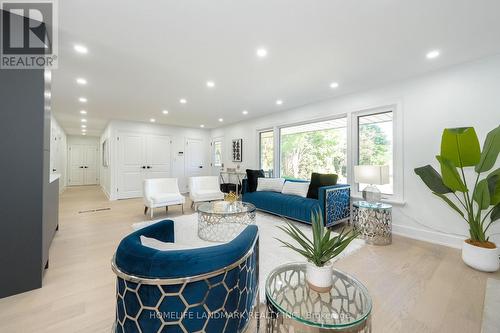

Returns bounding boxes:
[279,118,347,182]
[259,131,274,176]
[357,111,393,194]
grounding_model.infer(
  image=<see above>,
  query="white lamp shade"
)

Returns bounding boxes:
[354,165,390,185]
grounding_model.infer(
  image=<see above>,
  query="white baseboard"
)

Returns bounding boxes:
[392,223,465,249]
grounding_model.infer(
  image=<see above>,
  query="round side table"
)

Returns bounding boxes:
[353,201,392,245]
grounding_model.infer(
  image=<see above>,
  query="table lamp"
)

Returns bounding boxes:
[354,165,389,203]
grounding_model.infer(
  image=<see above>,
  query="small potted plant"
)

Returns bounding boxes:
[276,213,358,292]
[415,126,500,272]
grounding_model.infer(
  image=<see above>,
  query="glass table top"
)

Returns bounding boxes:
[265,263,372,329]
[353,200,392,209]
[197,201,256,215]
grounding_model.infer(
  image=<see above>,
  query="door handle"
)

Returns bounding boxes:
[147,166,152,169]
[84,166,88,169]
[141,166,146,169]
[199,166,203,168]
[79,166,84,169]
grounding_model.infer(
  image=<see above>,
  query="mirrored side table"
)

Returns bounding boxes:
[265,263,372,332]
[353,201,392,245]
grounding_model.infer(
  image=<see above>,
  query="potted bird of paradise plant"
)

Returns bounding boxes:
[415,126,500,272]
[276,213,358,292]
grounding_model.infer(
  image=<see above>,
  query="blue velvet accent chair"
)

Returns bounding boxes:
[112,220,259,333]
[241,178,350,227]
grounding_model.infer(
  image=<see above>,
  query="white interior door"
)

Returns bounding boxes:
[83,146,98,185]
[118,133,146,199]
[68,145,84,185]
[186,138,205,177]
[146,135,171,179]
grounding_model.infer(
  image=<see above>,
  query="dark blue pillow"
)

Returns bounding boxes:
[246,169,265,192]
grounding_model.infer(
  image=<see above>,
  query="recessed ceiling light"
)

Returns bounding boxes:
[82,129,87,133]
[180,98,187,104]
[150,118,156,123]
[76,78,87,85]
[162,110,169,115]
[81,118,87,123]
[80,110,87,115]
[242,110,248,115]
[276,99,283,105]
[256,48,268,58]
[81,125,87,128]
[218,118,224,122]
[426,50,440,59]
[79,97,87,103]
[200,124,205,128]
[206,81,215,88]
[329,82,339,89]
[74,44,88,54]
[82,133,87,136]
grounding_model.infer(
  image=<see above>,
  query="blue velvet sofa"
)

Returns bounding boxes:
[112,220,259,333]
[241,179,350,227]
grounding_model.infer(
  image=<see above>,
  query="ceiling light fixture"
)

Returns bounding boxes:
[74,44,88,54]
[150,118,156,123]
[82,129,87,133]
[80,110,87,115]
[180,98,187,104]
[162,110,169,115]
[242,110,248,115]
[200,124,205,128]
[426,50,440,59]
[218,118,224,122]
[329,82,339,89]
[276,99,283,105]
[81,125,87,128]
[206,81,215,88]
[79,97,87,103]
[256,48,268,58]
[81,118,87,123]
[76,78,87,85]
[82,133,87,136]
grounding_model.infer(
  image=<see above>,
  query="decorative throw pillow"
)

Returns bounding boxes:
[246,169,265,192]
[282,181,310,198]
[256,178,285,192]
[306,173,338,199]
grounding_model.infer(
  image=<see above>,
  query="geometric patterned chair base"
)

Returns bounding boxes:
[111,220,259,333]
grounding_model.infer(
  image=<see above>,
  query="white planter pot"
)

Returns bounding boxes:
[306,262,333,293]
[462,240,499,272]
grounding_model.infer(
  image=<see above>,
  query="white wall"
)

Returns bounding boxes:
[211,55,500,248]
[50,116,67,193]
[100,120,211,199]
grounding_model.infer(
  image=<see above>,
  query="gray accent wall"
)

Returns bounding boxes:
[0,68,57,298]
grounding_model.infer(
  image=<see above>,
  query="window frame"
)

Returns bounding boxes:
[350,104,403,203]
[277,114,349,181]
[257,128,275,177]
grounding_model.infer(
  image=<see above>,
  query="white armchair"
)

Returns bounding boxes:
[143,178,185,219]
[189,176,225,209]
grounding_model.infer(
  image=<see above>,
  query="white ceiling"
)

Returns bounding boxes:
[52,0,500,136]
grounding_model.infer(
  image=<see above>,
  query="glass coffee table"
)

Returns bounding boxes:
[197,201,256,242]
[265,263,372,332]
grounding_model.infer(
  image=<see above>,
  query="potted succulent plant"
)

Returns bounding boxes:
[415,126,500,272]
[276,213,358,292]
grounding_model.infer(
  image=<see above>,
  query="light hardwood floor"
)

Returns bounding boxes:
[0,185,497,333]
